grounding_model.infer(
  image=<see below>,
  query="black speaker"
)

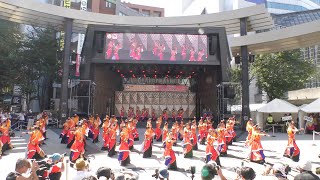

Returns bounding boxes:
[95,32,103,53]
[209,34,219,55]
[224,86,235,99]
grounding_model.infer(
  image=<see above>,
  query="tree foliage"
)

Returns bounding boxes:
[0,20,60,110]
[252,50,316,101]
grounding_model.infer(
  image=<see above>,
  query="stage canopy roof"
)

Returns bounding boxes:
[257,98,299,113]
[300,98,320,113]
[1,0,320,55]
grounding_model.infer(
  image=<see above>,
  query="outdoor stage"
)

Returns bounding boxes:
[0,128,319,180]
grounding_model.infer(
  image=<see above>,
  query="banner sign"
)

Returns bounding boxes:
[123,85,189,92]
[75,0,87,77]
[282,116,292,121]
[304,116,313,122]
[64,0,71,8]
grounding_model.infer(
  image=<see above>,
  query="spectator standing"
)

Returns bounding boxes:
[6,158,39,180]
[294,160,320,180]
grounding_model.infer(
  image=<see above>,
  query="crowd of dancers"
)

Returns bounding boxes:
[0,111,305,171]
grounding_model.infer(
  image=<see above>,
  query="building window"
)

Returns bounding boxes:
[142,10,150,16]
[131,8,139,12]
[153,11,161,17]
[266,2,308,12]
[106,1,115,8]
[119,12,126,16]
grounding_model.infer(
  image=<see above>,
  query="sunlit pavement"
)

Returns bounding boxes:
[0,128,319,180]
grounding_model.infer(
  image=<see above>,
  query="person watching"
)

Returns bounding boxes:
[263,162,290,180]
[6,158,39,180]
[237,167,256,180]
[73,158,94,180]
[48,153,65,180]
[158,167,169,180]
[201,161,227,180]
[267,114,274,124]
[294,160,320,180]
[96,167,114,180]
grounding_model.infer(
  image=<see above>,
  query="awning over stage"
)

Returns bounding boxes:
[300,98,320,113]
[257,98,299,113]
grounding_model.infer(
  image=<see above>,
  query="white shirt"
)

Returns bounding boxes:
[72,171,94,180]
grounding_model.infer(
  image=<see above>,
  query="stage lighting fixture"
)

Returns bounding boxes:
[198,27,205,35]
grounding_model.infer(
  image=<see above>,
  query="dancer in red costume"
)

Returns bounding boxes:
[132,118,139,141]
[163,132,177,170]
[60,118,69,144]
[198,118,207,145]
[154,116,163,142]
[127,120,135,150]
[171,122,178,145]
[106,40,114,59]
[120,106,125,119]
[171,108,176,121]
[249,125,270,164]
[152,40,159,57]
[129,38,137,59]
[101,116,110,151]
[151,108,156,121]
[197,49,205,61]
[92,114,100,143]
[0,118,13,153]
[183,123,193,158]
[118,125,130,166]
[107,118,118,157]
[189,47,195,61]
[205,129,221,166]
[162,122,169,142]
[133,45,143,60]
[178,121,184,141]
[181,44,187,60]
[170,47,177,61]
[191,119,198,150]
[217,122,227,156]
[245,118,254,147]
[283,121,302,162]
[112,42,121,60]
[162,109,168,122]
[142,123,154,158]
[70,122,85,165]
[158,43,165,60]
[66,117,76,148]
[23,123,46,160]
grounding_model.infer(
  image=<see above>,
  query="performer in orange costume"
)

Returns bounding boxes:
[101,116,110,151]
[60,118,70,144]
[0,118,13,153]
[73,114,79,125]
[162,122,169,142]
[183,123,193,158]
[163,132,177,170]
[191,120,198,150]
[178,121,184,141]
[225,120,234,145]
[249,125,270,164]
[154,116,163,142]
[217,123,227,156]
[283,121,301,162]
[107,119,118,157]
[118,126,130,166]
[23,122,46,160]
[38,114,48,139]
[205,129,220,166]
[92,114,100,143]
[70,122,85,164]
[132,118,139,141]
[127,120,135,150]
[198,118,207,145]
[171,122,178,146]
[245,118,254,147]
[142,123,154,158]
[66,117,76,148]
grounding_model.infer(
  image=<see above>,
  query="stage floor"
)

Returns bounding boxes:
[0,128,319,179]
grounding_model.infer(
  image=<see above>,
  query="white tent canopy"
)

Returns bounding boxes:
[257,98,299,113]
[300,98,320,113]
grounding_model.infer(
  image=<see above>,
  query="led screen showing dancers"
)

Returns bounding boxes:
[105,33,208,62]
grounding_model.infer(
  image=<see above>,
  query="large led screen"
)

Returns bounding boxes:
[105,33,208,62]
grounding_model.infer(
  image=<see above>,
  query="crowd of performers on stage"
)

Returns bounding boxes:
[1,111,305,171]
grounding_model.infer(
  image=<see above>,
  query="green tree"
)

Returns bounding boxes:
[0,20,23,92]
[252,50,316,101]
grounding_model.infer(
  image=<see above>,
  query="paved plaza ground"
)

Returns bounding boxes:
[0,128,319,180]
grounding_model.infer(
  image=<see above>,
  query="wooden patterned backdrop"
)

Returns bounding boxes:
[115,91,196,118]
